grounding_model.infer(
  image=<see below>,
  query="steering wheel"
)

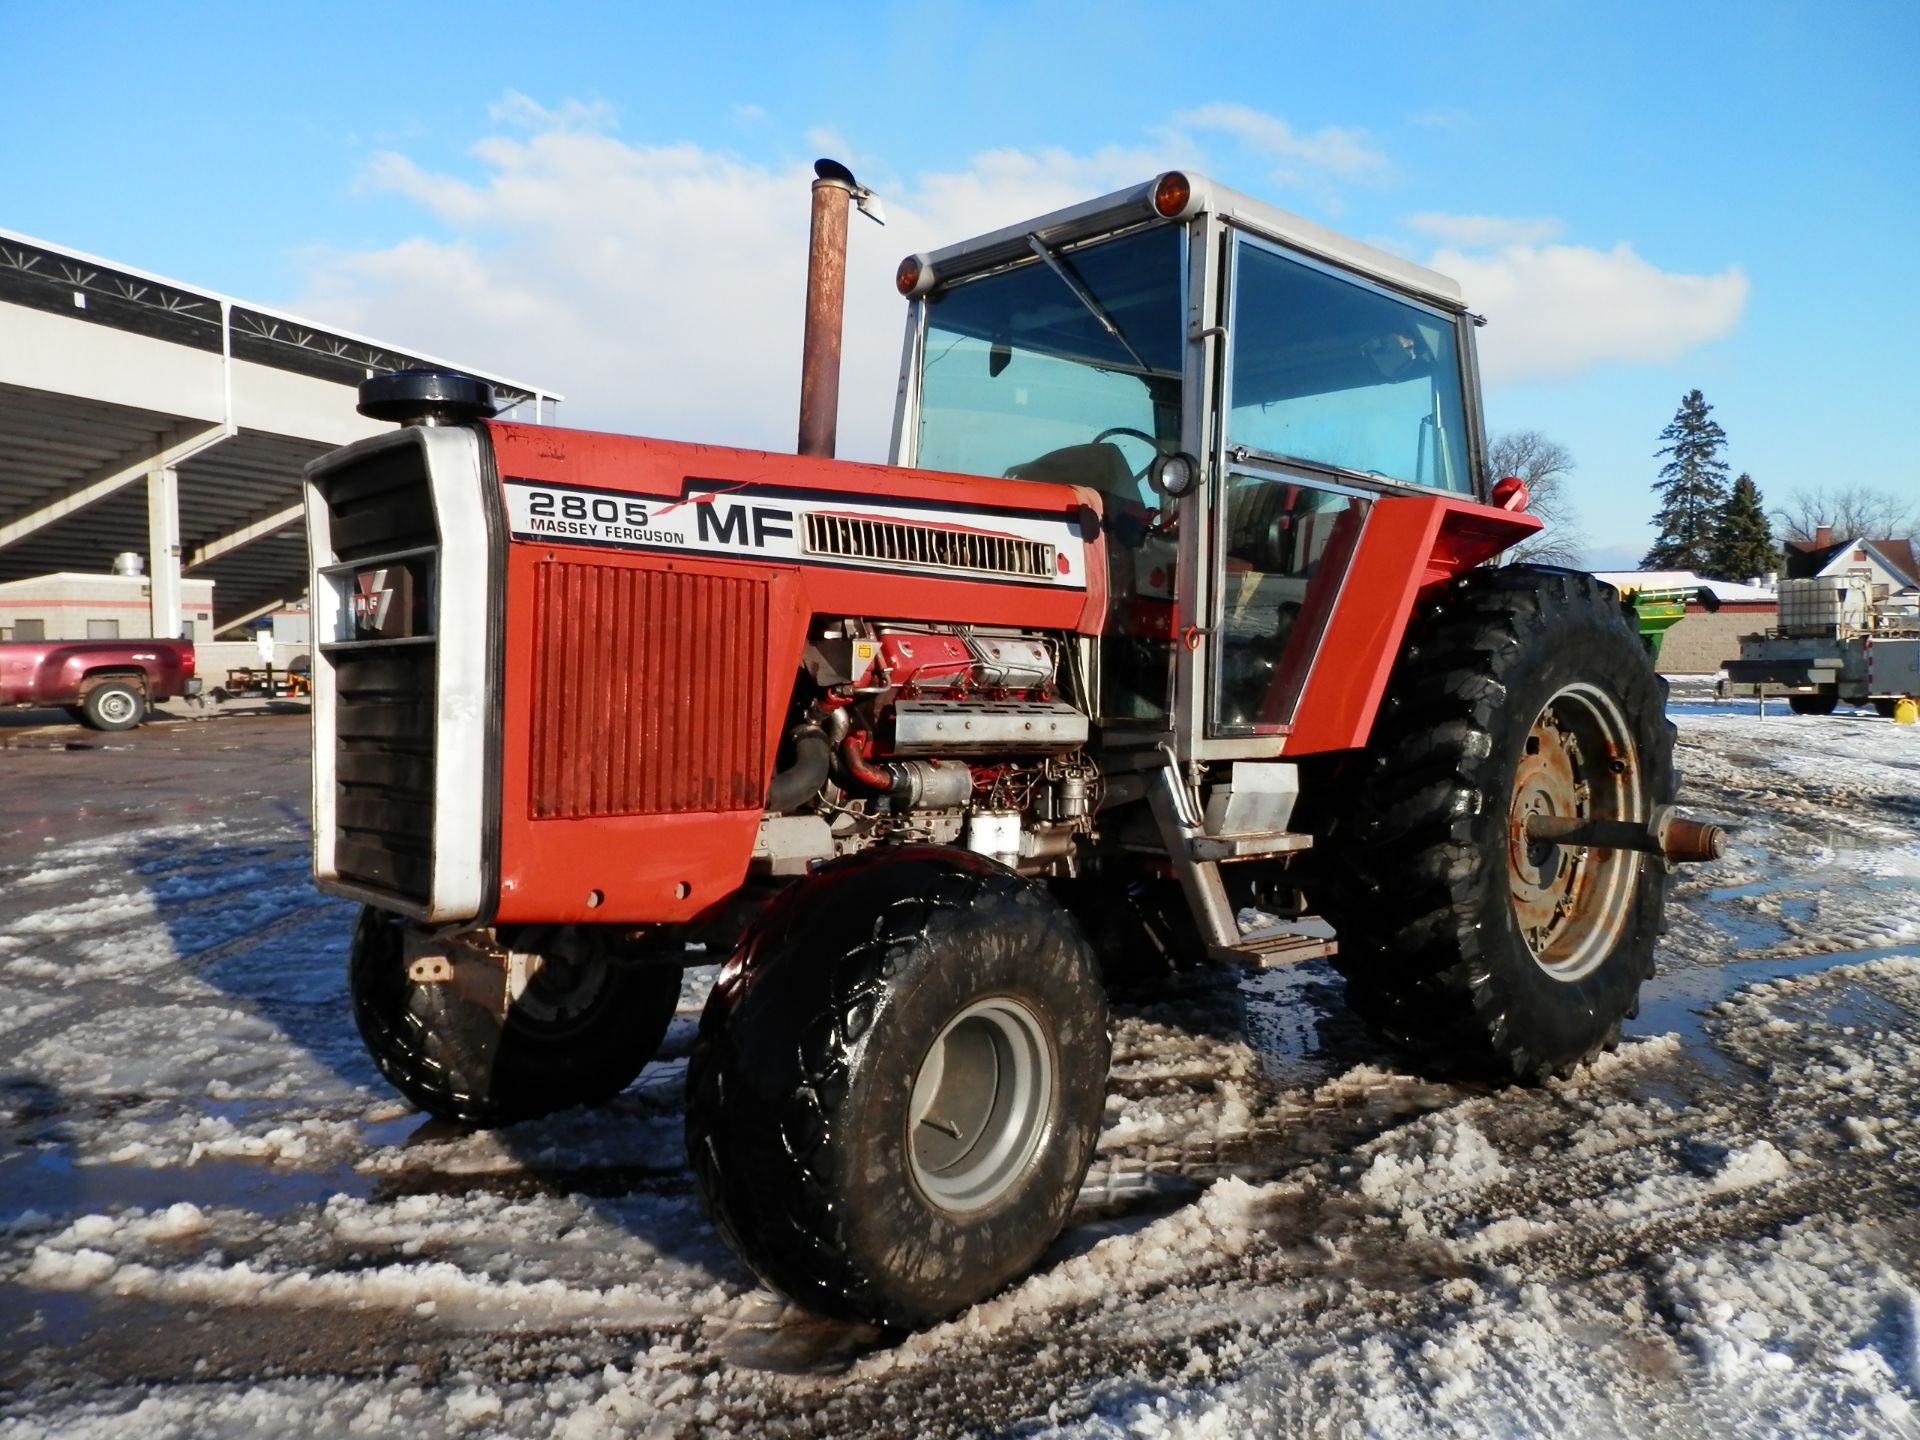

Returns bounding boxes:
[1092,426,1169,484]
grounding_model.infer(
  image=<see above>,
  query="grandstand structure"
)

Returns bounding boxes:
[0,226,558,637]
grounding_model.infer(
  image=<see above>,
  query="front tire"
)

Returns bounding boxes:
[81,681,145,731]
[687,848,1110,1328]
[1313,567,1676,1082]
[350,909,681,1128]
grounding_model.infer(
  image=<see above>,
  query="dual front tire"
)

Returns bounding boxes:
[687,849,1110,1329]
[349,852,1111,1330]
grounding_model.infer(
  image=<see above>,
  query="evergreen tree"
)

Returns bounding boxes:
[1707,473,1777,582]
[1641,389,1730,571]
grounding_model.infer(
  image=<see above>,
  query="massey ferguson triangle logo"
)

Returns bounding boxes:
[353,569,395,634]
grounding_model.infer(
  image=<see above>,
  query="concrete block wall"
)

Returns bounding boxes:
[1657,608,1774,675]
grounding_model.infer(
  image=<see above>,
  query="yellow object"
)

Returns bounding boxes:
[1896,697,1918,725]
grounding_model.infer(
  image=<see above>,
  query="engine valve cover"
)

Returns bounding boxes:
[888,699,1089,755]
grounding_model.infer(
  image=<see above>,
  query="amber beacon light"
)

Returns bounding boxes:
[896,254,935,297]
[1152,171,1193,218]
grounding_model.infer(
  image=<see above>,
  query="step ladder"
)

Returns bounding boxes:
[1147,759,1338,968]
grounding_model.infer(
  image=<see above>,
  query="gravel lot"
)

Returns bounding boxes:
[2,687,1917,1438]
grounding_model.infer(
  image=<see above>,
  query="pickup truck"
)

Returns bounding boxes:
[0,638,200,730]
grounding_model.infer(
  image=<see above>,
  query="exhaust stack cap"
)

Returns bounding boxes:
[358,369,500,427]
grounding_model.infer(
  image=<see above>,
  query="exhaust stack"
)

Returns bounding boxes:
[798,159,884,459]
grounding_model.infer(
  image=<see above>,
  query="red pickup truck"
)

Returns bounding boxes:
[0,638,200,730]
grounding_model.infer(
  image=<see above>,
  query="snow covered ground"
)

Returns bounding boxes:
[2,692,1918,1438]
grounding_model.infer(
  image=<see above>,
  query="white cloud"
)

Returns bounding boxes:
[1174,102,1386,180]
[1405,212,1565,247]
[296,111,1196,459]
[291,98,1746,452]
[1435,241,1749,384]
[486,90,617,132]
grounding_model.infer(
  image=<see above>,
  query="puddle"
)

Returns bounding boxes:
[1629,944,1920,1075]
[0,1142,374,1227]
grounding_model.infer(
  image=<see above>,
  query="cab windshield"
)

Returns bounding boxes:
[915,226,1184,505]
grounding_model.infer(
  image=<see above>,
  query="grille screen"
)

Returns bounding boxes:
[529,563,770,818]
[332,646,435,900]
[802,512,1055,580]
[318,445,438,905]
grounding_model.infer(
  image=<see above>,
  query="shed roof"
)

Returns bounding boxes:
[0,226,559,630]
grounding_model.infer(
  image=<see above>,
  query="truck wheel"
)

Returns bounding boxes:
[1788,693,1838,716]
[349,908,681,1128]
[81,682,145,731]
[1313,566,1675,1082]
[1873,698,1900,719]
[687,848,1110,1328]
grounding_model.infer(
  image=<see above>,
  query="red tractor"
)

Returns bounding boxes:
[303,168,1720,1328]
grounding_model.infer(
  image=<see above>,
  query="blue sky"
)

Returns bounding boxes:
[7,0,1916,567]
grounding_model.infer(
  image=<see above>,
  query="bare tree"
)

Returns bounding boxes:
[1488,429,1585,566]
[1773,484,1918,544]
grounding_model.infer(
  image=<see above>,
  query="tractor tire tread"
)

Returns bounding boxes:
[1316,565,1674,1082]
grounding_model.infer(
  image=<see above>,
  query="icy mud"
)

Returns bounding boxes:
[3,694,1919,1438]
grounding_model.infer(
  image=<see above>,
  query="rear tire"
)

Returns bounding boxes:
[350,908,681,1128]
[1872,698,1900,719]
[1788,692,1838,716]
[81,681,145,731]
[1312,566,1675,1082]
[687,848,1110,1328]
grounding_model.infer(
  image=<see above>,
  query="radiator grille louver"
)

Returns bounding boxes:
[802,512,1055,580]
[317,446,438,905]
[331,647,436,901]
[529,564,769,819]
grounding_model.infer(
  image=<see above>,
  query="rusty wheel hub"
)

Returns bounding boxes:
[1506,683,1642,981]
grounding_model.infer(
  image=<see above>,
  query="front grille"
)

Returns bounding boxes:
[529,562,769,818]
[332,646,435,899]
[321,445,436,562]
[316,443,438,906]
[802,511,1055,580]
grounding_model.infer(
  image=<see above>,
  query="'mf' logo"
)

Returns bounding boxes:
[696,498,794,549]
[696,502,747,546]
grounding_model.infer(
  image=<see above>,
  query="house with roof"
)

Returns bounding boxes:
[1783,527,1920,600]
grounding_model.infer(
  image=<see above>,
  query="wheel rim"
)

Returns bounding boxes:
[907,997,1054,1213]
[1506,682,1643,982]
[95,690,136,723]
[505,950,613,1038]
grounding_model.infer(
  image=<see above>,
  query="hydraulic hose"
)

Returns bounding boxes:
[765,725,831,813]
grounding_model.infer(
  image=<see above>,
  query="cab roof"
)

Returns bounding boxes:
[915,172,1465,311]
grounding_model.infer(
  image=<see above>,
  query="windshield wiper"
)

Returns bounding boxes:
[1024,234,1152,374]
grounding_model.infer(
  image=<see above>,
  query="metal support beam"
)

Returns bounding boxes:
[213,595,291,637]
[0,421,232,551]
[186,502,303,570]
[147,466,183,640]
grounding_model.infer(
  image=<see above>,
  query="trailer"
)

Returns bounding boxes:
[1721,576,1920,715]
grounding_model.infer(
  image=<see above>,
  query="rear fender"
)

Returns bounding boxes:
[75,668,149,700]
[1285,494,1541,755]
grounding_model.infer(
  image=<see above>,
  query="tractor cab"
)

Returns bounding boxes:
[891,171,1487,751]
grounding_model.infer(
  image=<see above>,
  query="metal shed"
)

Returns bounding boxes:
[0,227,559,637]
